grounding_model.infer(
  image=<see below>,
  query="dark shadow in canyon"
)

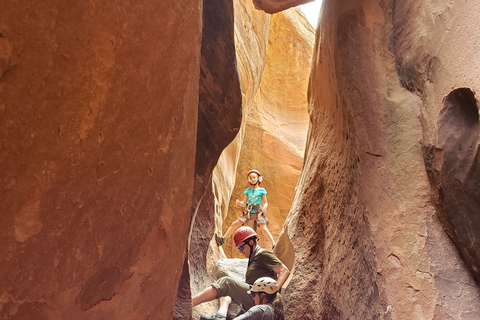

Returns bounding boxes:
[423,87,480,284]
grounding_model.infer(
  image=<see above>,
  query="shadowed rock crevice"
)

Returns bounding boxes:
[424,88,480,283]
[174,0,242,318]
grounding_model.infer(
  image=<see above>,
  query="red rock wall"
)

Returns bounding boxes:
[285,0,480,319]
[0,1,202,319]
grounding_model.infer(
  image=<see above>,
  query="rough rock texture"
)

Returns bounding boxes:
[253,0,314,14]
[423,88,480,285]
[220,8,314,259]
[284,0,480,319]
[0,1,204,319]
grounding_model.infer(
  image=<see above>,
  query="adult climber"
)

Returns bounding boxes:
[192,226,290,320]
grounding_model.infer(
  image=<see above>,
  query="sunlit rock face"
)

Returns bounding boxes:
[0,1,202,319]
[253,0,314,14]
[217,9,314,259]
[285,0,480,319]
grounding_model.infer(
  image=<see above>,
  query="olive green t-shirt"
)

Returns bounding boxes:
[245,248,282,285]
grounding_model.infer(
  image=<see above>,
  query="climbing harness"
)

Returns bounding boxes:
[243,203,268,231]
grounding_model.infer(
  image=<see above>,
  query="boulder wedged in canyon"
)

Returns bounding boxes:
[253,0,314,14]
[284,0,480,319]
[0,1,203,319]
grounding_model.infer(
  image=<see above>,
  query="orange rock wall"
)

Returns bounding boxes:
[0,1,202,319]
[217,9,314,258]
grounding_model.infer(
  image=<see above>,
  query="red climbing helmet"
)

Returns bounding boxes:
[247,169,263,185]
[234,226,258,247]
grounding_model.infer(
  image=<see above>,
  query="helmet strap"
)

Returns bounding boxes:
[247,238,258,264]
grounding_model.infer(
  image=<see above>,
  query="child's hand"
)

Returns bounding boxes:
[262,202,268,214]
[236,199,243,206]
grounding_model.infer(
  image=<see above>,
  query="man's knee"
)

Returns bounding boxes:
[214,276,237,297]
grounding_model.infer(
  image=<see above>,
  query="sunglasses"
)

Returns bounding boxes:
[237,243,246,251]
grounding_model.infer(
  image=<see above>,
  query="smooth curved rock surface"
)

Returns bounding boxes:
[284,0,480,319]
[0,1,202,319]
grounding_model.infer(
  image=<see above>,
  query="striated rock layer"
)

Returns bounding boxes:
[0,1,206,319]
[285,0,480,319]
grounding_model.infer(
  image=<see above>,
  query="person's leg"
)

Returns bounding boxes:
[213,277,254,310]
[223,219,244,239]
[218,296,231,316]
[259,223,276,248]
[192,286,218,307]
[198,277,250,319]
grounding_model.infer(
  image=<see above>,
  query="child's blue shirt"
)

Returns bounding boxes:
[244,187,267,213]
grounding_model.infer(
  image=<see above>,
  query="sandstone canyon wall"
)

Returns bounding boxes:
[282,0,480,319]
[219,8,314,259]
[5,0,480,319]
[0,1,220,319]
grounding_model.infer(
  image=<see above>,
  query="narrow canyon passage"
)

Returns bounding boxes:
[184,1,480,320]
[2,0,480,319]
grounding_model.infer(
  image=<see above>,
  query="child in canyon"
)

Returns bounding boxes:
[215,169,277,250]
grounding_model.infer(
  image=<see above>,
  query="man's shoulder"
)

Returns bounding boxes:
[252,304,274,315]
[255,248,279,260]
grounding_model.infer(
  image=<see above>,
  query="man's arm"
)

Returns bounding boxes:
[273,263,290,289]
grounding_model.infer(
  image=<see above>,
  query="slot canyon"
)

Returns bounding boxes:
[2,0,480,319]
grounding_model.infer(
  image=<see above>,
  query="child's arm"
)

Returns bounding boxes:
[236,194,248,207]
[261,194,268,213]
